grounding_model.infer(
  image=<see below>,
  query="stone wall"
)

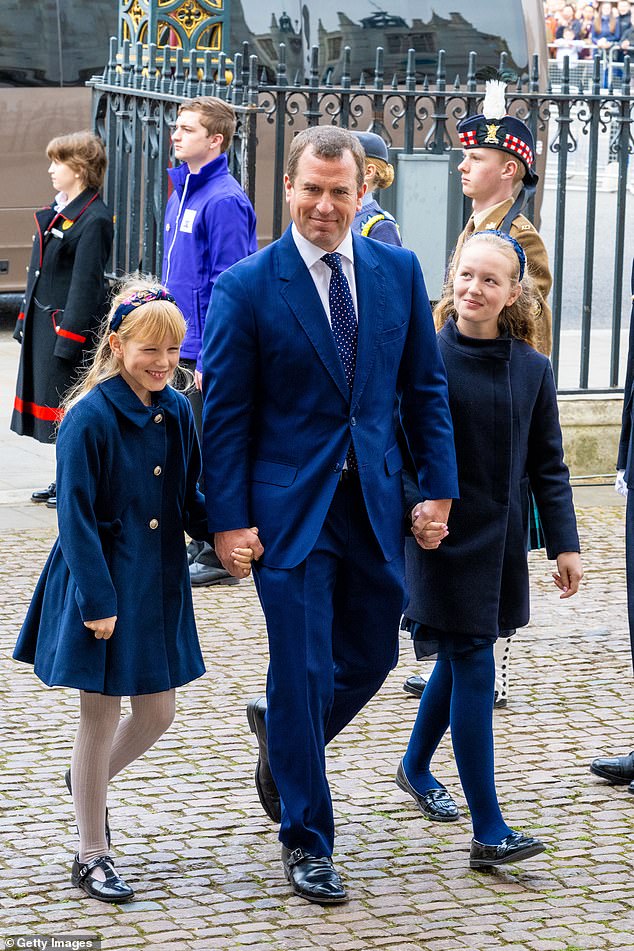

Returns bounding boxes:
[559,394,623,476]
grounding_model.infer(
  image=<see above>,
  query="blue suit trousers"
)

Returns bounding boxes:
[253,476,405,857]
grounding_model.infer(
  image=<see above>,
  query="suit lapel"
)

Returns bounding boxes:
[277,229,349,400]
[351,233,384,404]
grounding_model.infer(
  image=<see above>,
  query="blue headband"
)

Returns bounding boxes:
[110,288,177,331]
[476,229,526,281]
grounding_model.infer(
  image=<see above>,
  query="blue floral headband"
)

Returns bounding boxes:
[476,229,526,281]
[110,288,177,331]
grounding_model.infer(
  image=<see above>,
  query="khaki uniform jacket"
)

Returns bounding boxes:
[454,197,553,356]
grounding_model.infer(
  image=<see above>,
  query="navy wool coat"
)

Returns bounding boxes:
[13,376,209,695]
[404,319,580,636]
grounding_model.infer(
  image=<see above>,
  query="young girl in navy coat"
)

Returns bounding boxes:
[14,277,254,903]
[396,231,583,868]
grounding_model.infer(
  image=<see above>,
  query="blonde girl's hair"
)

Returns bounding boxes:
[62,274,186,414]
[367,156,395,189]
[433,231,539,347]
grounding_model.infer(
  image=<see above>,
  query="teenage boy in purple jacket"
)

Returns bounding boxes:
[162,95,257,585]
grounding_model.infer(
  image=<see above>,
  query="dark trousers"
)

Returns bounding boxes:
[181,358,222,568]
[253,476,405,857]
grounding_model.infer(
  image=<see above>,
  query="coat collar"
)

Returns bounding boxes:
[276,227,384,404]
[168,153,228,196]
[35,187,100,230]
[98,374,179,428]
[439,316,512,361]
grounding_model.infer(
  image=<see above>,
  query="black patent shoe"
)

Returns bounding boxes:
[71,853,134,903]
[65,769,111,848]
[395,759,459,821]
[246,697,281,823]
[281,846,348,904]
[46,496,57,509]
[403,674,427,698]
[469,831,546,868]
[31,482,56,503]
[590,751,634,784]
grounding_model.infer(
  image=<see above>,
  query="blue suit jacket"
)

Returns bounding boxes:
[201,226,458,569]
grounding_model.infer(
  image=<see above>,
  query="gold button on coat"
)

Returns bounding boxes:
[153,465,162,476]
[154,413,163,423]
[149,518,159,529]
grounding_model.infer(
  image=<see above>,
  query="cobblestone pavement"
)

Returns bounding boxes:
[1,502,633,951]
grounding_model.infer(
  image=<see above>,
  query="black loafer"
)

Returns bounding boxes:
[281,846,347,904]
[590,751,634,784]
[46,496,57,509]
[469,831,546,868]
[403,674,427,698]
[629,780,634,795]
[71,853,134,903]
[65,768,111,848]
[395,759,459,821]
[246,697,281,823]
[31,482,56,503]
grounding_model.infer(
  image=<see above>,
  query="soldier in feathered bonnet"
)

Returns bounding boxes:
[453,80,552,358]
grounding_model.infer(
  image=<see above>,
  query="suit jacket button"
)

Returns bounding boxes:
[154,413,163,423]
[350,416,356,426]
[149,518,159,529]
[153,465,162,476]
[333,463,341,472]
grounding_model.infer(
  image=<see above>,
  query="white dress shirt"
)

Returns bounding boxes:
[291,223,358,326]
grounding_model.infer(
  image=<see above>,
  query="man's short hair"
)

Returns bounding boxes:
[46,131,107,190]
[286,127,366,189]
[177,96,237,153]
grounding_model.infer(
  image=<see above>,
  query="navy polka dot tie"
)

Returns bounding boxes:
[322,252,358,470]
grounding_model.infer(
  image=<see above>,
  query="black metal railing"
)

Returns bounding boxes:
[89,40,634,394]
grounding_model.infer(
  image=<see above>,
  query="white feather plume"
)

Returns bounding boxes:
[482,80,507,119]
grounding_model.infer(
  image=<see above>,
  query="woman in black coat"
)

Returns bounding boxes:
[11,131,113,506]
[396,231,583,869]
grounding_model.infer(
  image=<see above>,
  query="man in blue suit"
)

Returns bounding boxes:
[201,126,458,903]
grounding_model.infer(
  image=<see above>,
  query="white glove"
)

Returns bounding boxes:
[615,470,628,497]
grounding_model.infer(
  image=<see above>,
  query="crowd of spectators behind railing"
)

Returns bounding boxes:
[544,0,633,64]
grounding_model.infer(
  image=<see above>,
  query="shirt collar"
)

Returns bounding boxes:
[473,197,514,230]
[291,223,355,271]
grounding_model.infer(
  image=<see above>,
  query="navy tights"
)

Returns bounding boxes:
[402,644,512,844]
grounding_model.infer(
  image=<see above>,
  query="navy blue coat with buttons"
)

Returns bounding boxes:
[13,375,208,695]
[403,319,580,637]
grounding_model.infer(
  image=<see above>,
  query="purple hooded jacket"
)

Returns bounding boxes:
[162,153,257,365]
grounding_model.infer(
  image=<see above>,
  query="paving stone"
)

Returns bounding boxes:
[2,499,634,948]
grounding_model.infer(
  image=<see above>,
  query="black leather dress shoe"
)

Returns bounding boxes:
[403,674,427,698]
[590,751,634,784]
[395,759,459,821]
[65,769,111,848]
[46,496,57,509]
[189,561,239,586]
[469,831,546,868]
[71,853,134,903]
[246,697,281,823]
[31,482,56,503]
[629,780,634,795]
[281,846,347,904]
